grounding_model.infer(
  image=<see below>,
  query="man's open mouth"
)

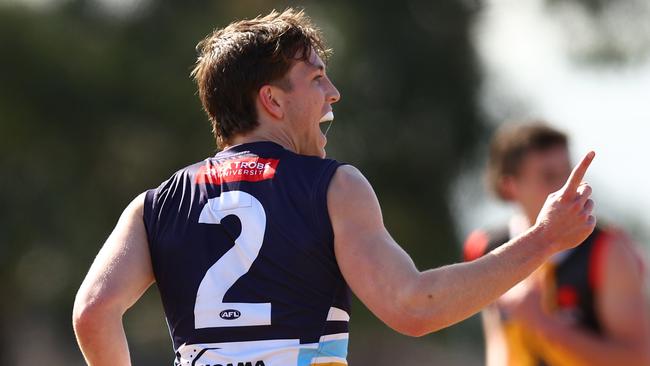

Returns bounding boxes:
[320,111,334,123]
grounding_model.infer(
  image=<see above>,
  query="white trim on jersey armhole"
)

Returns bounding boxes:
[326,307,350,322]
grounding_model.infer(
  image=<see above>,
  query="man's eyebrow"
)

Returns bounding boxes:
[308,63,325,72]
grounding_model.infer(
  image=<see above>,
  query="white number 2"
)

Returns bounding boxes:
[194,190,271,329]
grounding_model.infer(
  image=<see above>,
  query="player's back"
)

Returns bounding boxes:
[143,141,350,366]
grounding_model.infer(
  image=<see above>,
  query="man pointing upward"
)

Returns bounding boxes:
[73,9,597,366]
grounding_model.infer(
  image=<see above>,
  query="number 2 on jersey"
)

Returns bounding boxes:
[194,190,271,329]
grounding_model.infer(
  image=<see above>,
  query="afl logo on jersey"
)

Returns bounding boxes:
[219,309,241,320]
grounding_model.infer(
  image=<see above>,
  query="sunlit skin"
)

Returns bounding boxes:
[229,50,340,158]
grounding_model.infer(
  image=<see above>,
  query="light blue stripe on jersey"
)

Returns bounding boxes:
[319,338,348,358]
[297,338,348,365]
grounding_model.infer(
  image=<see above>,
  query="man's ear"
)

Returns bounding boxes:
[499,175,518,201]
[258,85,284,120]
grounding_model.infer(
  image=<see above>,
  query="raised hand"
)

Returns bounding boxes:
[534,151,597,252]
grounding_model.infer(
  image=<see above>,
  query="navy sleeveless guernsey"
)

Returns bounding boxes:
[143,142,351,366]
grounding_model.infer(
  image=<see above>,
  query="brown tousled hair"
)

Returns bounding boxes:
[487,122,569,200]
[191,8,330,147]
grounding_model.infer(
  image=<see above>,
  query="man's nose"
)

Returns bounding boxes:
[327,79,341,104]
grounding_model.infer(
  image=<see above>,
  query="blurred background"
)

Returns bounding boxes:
[0,0,648,364]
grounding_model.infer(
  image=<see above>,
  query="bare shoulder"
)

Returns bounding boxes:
[603,229,645,273]
[74,192,154,315]
[124,192,146,218]
[103,192,148,241]
[328,165,377,203]
[595,228,650,345]
[328,165,373,195]
[603,229,646,285]
[327,165,382,227]
[94,191,150,268]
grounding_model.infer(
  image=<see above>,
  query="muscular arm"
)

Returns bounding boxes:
[529,237,650,366]
[72,193,154,366]
[329,152,595,336]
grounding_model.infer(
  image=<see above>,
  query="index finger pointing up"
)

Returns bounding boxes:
[562,151,596,196]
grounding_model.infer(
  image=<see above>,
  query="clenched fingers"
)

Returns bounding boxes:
[575,183,593,205]
[582,199,595,216]
[587,215,597,226]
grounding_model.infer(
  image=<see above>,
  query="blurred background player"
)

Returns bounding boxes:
[464,122,650,366]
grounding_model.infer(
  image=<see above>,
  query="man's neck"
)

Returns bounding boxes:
[226,127,297,154]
